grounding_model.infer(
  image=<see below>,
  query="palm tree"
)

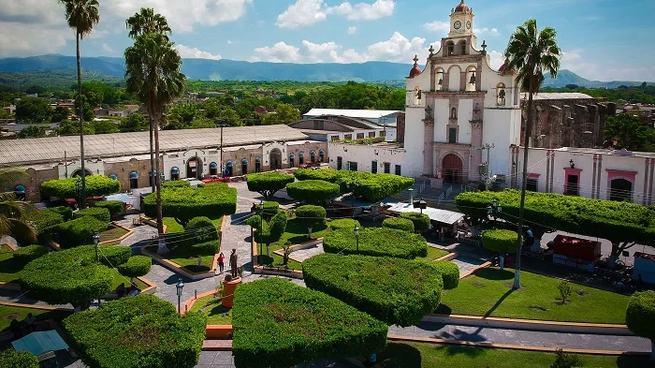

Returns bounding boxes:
[504,19,561,289]
[125,29,186,254]
[0,168,36,244]
[126,8,172,192]
[60,0,100,209]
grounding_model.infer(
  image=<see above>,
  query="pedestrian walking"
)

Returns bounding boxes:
[218,252,225,273]
[229,249,238,278]
[25,313,36,333]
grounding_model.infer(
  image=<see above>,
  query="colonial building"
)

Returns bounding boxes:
[0,125,325,202]
[403,0,521,187]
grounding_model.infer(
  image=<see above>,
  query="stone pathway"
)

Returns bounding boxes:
[195,351,361,368]
[428,241,492,278]
[291,243,324,262]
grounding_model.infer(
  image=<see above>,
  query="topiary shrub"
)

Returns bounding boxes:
[13,245,48,263]
[185,216,219,245]
[329,218,360,231]
[626,291,655,360]
[73,207,111,223]
[303,253,443,326]
[0,349,39,368]
[63,295,207,368]
[162,180,191,188]
[117,255,152,279]
[323,227,428,259]
[25,209,65,244]
[247,172,295,199]
[56,216,108,248]
[382,217,415,233]
[262,201,280,218]
[286,180,340,204]
[294,168,340,182]
[47,206,73,221]
[40,176,120,199]
[400,212,431,232]
[20,245,130,306]
[430,261,460,290]
[232,278,388,368]
[295,205,327,238]
[93,200,126,217]
[482,229,518,254]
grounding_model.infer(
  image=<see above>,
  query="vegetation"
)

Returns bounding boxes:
[55,215,108,248]
[482,229,519,253]
[142,183,237,227]
[0,349,39,368]
[604,113,655,152]
[117,255,152,280]
[0,168,37,245]
[382,217,415,233]
[17,125,48,138]
[40,176,121,199]
[437,267,629,323]
[47,206,73,221]
[13,245,48,263]
[63,295,206,368]
[189,293,232,325]
[328,218,360,231]
[93,200,125,217]
[294,205,326,238]
[304,254,444,326]
[0,245,23,283]
[21,245,130,306]
[625,291,655,359]
[232,278,388,368]
[430,261,460,290]
[73,207,111,223]
[286,180,341,204]
[162,180,191,188]
[246,171,295,199]
[323,227,428,259]
[247,212,287,249]
[400,212,431,232]
[15,97,53,123]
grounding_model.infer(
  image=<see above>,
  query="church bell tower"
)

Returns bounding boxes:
[449,0,474,37]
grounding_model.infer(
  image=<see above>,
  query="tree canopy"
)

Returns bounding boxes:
[286,180,340,204]
[246,171,295,199]
[625,291,655,342]
[40,176,120,199]
[604,113,655,152]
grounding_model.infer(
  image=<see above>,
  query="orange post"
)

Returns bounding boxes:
[222,277,242,308]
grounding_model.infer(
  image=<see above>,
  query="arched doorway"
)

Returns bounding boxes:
[171,167,180,181]
[289,153,295,168]
[270,149,282,170]
[310,151,316,163]
[129,171,139,190]
[609,179,632,202]
[241,159,248,175]
[442,154,463,184]
[319,150,325,163]
[299,152,305,165]
[209,162,218,176]
[255,157,262,172]
[225,161,233,177]
[72,169,92,178]
[14,184,26,201]
[186,157,202,179]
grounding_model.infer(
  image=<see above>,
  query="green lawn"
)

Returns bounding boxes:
[108,268,148,291]
[189,294,232,325]
[0,245,23,283]
[416,246,450,263]
[164,216,223,234]
[271,218,331,246]
[260,245,303,271]
[146,246,215,273]
[98,225,129,243]
[374,342,651,368]
[0,305,71,334]
[437,267,630,324]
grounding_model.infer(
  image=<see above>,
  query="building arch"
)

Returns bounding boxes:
[496,82,507,106]
[299,151,305,165]
[209,162,218,176]
[129,171,139,190]
[319,149,325,163]
[446,41,455,56]
[241,158,248,175]
[457,40,467,55]
[450,107,458,119]
[609,178,633,202]
[289,153,295,168]
[255,157,262,172]
[71,169,92,178]
[466,66,477,91]
[442,153,464,184]
[108,173,118,180]
[413,86,422,105]
[171,167,180,181]
[270,148,282,170]
[225,161,234,177]
[186,157,203,179]
[435,67,445,91]
[447,65,462,91]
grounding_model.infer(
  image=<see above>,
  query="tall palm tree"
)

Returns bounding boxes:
[125,29,186,254]
[0,168,36,244]
[505,19,561,289]
[126,8,172,192]
[60,0,100,209]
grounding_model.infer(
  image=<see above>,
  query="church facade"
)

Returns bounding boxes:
[403,1,521,188]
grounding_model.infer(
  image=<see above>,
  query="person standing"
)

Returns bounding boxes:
[229,249,238,278]
[25,313,36,333]
[217,252,225,274]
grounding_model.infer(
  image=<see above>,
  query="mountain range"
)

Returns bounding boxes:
[0,54,648,89]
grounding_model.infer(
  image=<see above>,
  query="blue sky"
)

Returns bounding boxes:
[1,0,653,81]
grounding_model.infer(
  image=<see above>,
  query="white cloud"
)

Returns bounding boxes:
[474,27,499,36]
[366,32,426,62]
[176,44,222,60]
[488,50,505,70]
[276,0,394,29]
[252,42,302,63]
[101,43,115,55]
[347,26,357,34]
[276,0,327,29]
[423,20,449,33]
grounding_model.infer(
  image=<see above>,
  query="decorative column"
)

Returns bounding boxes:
[423,104,435,176]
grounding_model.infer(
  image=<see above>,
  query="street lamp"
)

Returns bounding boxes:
[487,198,502,219]
[176,278,184,316]
[93,233,100,263]
[354,225,360,254]
[75,178,82,209]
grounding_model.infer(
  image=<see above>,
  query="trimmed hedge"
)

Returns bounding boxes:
[323,227,428,259]
[73,207,111,223]
[303,253,444,326]
[0,350,39,368]
[431,261,460,290]
[63,294,207,368]
[626,291,655,341]
[21,245,130,305]
[482,229,518,254]
[400,212,431,232]
[262,201,280,218]
[382,217,415,233]
[294,168,340,182]
[143,183,237,227]
[185,216,219,246]
[117,255,152,279]
[232,278,388,368]
[246,172,295,198]
[13,245,48,263]
[329,218,360,231]
[56,216,108,248]
[28,209,64,237]
[48,206,73,221]
[40,175,120,199]
[247,212,287,246]
[286,180,340,203]
[93,200,125,217]
[295,205,327,233]
[162,180,191,188]
[190,240,220,256]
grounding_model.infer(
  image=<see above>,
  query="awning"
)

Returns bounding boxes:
[12,331,69,357]
[384,202,464,225]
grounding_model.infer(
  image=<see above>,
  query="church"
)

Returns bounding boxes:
[403,0,521,188]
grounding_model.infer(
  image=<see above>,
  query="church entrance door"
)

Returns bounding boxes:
[442,154,463,184]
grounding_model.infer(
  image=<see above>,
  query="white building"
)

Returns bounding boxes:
[403,0,521,187]
[303,109,401,128]
[328,141,406,175]
[511,147,655,206]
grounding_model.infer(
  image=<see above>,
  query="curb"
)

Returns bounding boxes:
[0,301,73,313]
[141,245,216,280]
[459,261,492,279]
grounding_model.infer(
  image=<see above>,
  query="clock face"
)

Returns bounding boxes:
[454,20,462,30]
[466,21,472,29]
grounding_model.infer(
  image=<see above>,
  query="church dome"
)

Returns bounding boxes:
[454,0,471,13]
[499,58,512,74]
[408,55,422,78]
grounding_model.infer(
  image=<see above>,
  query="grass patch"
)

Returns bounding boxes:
[0,304,70,334]
[416,247,450,263]
[271,218,331,246]
[146,246,215,273]
[374,342,652,368]
[164,216,223,234]
[108,268,148,291]
[189,294,232,325]
[0,245,24,283]
[438,267,630,324]
[259,245,303,271]
[98,225,129,243]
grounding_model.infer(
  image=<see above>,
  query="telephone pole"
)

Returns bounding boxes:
[477,143,495,188]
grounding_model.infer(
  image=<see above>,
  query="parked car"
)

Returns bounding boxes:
[201,175,230,184]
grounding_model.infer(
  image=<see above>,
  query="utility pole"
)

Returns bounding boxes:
[477,143,495,188]
[64,151,68,178]
[219,124,226,177]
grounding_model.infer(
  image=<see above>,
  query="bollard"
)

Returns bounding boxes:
[195,289,198,300]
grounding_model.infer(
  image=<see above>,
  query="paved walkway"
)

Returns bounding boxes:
[195,351,360,368]
[291,243,324,262]
[428,241,492,278]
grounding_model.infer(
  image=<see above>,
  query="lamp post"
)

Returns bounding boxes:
[75,178,82,209]
[354,225,360,254]
[176,278,184,316]
[487,198,502,220]
[93,233,100,263]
